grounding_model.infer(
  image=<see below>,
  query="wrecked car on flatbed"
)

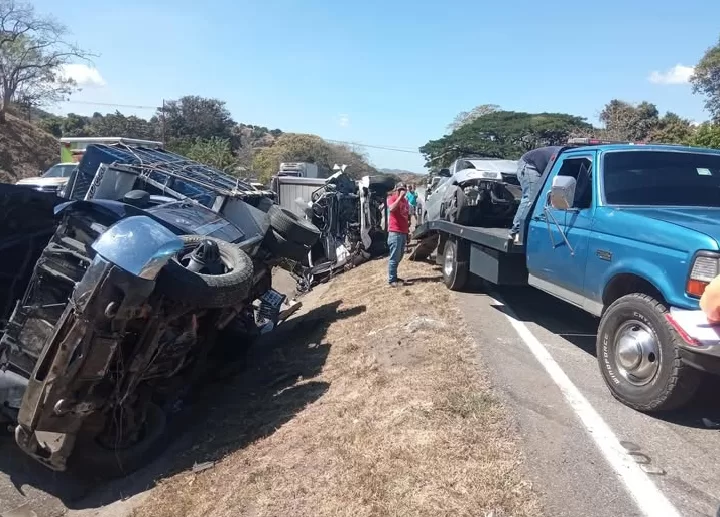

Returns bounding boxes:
[0,144,320,474]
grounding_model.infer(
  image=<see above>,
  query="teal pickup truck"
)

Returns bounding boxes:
[414,139,720,412]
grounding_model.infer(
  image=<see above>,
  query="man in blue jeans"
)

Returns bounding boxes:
[386,182,410,287]
[509,145,562,242]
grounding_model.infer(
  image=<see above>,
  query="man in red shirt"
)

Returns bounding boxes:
[386,182,410,287]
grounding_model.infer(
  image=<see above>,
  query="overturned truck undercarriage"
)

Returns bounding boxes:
[0,146,319,475]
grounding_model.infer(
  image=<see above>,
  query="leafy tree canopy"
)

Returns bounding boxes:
[420,110,591,168]
[691,37,720,121]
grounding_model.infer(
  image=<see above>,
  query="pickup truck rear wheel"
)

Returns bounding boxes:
[597,293,701,412]
[442,238,469,291]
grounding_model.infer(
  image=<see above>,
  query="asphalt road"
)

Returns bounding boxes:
[455,282,720,517]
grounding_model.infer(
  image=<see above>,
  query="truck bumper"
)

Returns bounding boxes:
[667,308,720,375]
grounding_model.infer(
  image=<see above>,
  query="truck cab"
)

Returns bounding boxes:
[525,142,720,411]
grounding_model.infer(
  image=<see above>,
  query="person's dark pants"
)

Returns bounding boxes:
[387,231,407,283]
[510,159,542,236]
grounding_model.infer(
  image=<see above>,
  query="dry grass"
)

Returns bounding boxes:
[132,259,542,517]
[0,114,57,182]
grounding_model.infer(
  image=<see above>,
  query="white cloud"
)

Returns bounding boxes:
[58,63,106,87]
[648,64,694,85]
[338,113,350,127]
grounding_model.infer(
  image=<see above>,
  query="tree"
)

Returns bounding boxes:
[37,113,62,137]
[649,112,694,144]
[447,104,500,132]
[687,123,720,149]
[159,95,235,144]
[421,110,591,168]
[691,37,720,121]
[599,100,659,141]
[252,133,378,181]
[0,0,91,123]
[60,112,90,136]
[169,137,238,173]
[87,110,158,140]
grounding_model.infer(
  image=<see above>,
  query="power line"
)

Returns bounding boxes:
[326,139,421,154]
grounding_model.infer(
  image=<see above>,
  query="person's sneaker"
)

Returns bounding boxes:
[389,281,398,288]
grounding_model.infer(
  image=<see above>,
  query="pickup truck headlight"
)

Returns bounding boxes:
[687,252,720,297]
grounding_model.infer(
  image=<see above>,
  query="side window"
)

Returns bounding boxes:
[556,157,593,209]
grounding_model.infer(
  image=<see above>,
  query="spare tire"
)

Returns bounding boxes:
[264,229,311,265]
[368,175,397,193]
[156,235,254,308]
[268,205,321,246]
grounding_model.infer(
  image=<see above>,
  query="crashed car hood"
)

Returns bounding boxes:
[454,160,519,183]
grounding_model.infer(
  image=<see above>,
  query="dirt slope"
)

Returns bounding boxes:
[132,259,541,517]
[0,114,58,183]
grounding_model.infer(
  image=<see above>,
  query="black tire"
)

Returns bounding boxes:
[268,205,320,246]
[264,229,310,264]
[445,186,468,224]
[72,403,167,478]
[441,238,469,291]
[368,175,396,193]
[597,293,702,412]
[156,235,254,308]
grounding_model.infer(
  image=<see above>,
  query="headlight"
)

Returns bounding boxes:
[687,252,720,297]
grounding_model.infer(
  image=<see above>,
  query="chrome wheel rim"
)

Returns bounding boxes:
[444,244,455,278]
[614,320,660,386]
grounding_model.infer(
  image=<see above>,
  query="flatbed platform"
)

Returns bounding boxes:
[412,220,524,254]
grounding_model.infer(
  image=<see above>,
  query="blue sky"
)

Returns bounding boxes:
[40,0,720,172]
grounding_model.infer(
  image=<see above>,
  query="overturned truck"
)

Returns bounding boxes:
[273,172,395,291]
[0,144,320,474]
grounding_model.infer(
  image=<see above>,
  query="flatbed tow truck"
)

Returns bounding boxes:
[411,138,720,412]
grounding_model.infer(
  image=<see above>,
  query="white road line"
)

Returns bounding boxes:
[491,295,683,517]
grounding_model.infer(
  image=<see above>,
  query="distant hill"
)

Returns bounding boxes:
[0,113,58,183]
[379,168,426,186]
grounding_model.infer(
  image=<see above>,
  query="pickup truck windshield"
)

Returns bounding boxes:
[604,150,720,207]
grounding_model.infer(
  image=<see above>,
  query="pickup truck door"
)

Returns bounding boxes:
[525,152,596,310]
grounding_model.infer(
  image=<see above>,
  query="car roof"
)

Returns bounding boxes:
[565,143,720,155]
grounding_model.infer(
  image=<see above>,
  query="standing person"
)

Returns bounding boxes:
[386,182,410,287]
[509,145,563,242]
[406,184,418,228]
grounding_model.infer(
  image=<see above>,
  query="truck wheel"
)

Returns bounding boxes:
[368,175,396,193]
[597,293,701,412]
[157,235,254,308]
[268,205,321,246]
[442,238,469,291]
[445,186,467,224]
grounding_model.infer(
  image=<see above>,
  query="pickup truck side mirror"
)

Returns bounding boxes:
[549,176,577,210]
[438,168,451,178]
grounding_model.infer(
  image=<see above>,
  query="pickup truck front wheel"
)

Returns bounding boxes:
[597,293,701,412]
